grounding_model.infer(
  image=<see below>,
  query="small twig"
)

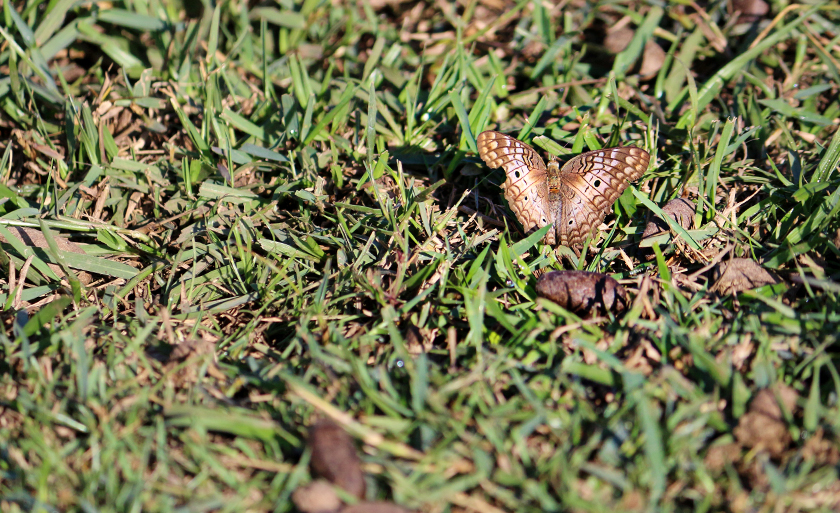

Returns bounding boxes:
[8,259,15,303]
[447,326,457,372]
[749,4,805,50]
[457,205,506,227]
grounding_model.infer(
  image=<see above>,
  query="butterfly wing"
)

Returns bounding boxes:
[553,147,650,246]
[477,131,555,243]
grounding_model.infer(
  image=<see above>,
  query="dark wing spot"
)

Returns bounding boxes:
[568,219,574,225]
[593,179,601,188]
[514,171,520,179]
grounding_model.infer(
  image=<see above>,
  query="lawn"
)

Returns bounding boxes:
[2,0,840,512]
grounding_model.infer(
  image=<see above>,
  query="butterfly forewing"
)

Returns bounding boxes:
[555,147,651,246]
[477,131,553,238]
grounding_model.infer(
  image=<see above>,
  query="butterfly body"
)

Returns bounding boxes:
[477,130,650,246]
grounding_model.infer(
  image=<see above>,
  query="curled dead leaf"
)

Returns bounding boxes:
[733,384,798,457]
[292,480,342,513]
[642,198,695,239]
[309,420,366,500]
[536,271,629,316]
[711,258,781,295]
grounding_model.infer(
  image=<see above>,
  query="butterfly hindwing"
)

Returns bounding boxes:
[554,147,650,246]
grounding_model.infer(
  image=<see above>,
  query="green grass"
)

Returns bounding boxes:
[2,0,840,511]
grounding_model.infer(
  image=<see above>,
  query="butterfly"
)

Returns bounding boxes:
[476,131,650,246]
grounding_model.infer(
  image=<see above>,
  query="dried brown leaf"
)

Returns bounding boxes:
[733,384,798,457]
[292,480,342,513]
[309,420,366,500]
[0,226,92,285]
[604,27,634,54]
[0,226,85,254]
[642,198,694,239]
[802,428,840,466]
[163,334,224,384]
[711,258,781,295]
[704,442,741,472]
[536,271,629,316]
[750,384,798,420]
[639,41,666,80]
